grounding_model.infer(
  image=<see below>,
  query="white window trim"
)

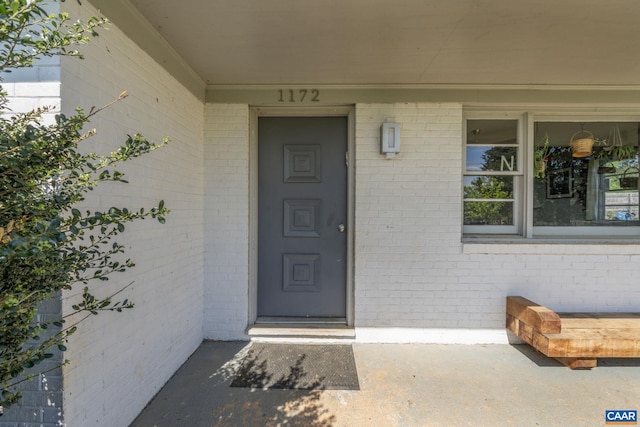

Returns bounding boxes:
[464,108,640,240]
[463,113,525,236]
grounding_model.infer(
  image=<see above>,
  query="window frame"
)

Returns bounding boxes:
[463,110,640,239]
[463,113,525,235]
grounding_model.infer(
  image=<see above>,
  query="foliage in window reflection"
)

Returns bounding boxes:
[464,201,513,225]
[464,177,513,225]
[464,176,513,199]
[481,146,518,172]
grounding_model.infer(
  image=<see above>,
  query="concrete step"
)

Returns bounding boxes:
[246,323,355,342]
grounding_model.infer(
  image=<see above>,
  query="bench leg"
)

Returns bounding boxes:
[555,357,597,369]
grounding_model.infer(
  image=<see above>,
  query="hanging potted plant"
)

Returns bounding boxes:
[594,125,638,160]
[534,132,551,178]
[608,145,637,160]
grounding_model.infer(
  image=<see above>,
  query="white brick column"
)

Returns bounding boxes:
[203,104,250,340]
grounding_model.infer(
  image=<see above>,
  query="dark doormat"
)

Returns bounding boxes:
[230,343,359,390]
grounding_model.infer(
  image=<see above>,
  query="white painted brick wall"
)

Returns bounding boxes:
[203,104,250,340]
[1,1,60,84]
[200,102,640,345]
[1,55,61,83]
[354,103,640,343]
[55,2,205,426]
[354,103,464,332]
[0,81,60,126]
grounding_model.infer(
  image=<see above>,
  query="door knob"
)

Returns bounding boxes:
[338,224,345,233]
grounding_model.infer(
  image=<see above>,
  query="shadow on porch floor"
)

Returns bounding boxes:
[131,341,640,426]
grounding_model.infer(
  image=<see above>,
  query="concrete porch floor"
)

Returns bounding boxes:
[131,341,640,426]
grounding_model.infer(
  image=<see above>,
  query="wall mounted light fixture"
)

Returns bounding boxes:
[380,122,401,159]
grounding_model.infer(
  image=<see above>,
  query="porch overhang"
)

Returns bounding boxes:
[88,0,640,101]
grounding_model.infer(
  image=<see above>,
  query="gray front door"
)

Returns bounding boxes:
[258,117,347,318]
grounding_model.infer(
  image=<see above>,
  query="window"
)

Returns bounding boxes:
[533,121,639,233]
[463,118,522,234]
[464,115,640,238]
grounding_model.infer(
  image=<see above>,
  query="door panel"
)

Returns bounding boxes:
[258,117,347,318]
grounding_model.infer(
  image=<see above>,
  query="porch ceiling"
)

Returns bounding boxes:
[126,0,640,87]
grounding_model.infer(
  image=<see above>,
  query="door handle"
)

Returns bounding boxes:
[338,224,345,233]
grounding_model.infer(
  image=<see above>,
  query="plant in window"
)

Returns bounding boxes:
[534,133,551,178]
[607,145,637,160]
[594,125,638,161]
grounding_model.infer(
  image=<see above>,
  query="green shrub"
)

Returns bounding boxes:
[0,0,168,410]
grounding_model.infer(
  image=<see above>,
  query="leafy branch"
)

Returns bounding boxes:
[0,0,169,412]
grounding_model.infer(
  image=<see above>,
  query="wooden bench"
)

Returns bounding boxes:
[506,296,640,369]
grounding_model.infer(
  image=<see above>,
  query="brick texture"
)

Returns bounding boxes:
[354,104,466,331]
[6,6,640,423]
[0,304,64,427]
[200,102,640,345]
[203,104,250,340]
[50,2,204,426]
[353,103,640,342]
[0,21,63,426]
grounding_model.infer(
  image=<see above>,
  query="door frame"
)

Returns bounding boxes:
[248,106,355,327]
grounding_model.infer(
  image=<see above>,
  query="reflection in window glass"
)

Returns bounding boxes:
[464,119,520,231]
[533,122,639,226]
[466,146,518,172]
[602,168,638,221]
[466,120,518,145]
[464,176,514,199]
[464,201,514,225]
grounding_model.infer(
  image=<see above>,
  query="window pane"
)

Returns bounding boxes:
[467,120,518,145]
[464,176,514,199]
[533,122,639,226]
[602,168,639,221]
[464,201,514,225]
[466,146,518,172]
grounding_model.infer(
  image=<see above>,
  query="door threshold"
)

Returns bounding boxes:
[247,318,355,341]
[255,316,347,325]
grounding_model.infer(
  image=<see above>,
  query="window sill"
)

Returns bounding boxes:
[462,235,640,255]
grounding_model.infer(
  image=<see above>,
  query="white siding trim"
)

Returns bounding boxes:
[355,328,509,344]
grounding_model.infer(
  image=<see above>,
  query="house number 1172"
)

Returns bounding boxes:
[278,89,320,103]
